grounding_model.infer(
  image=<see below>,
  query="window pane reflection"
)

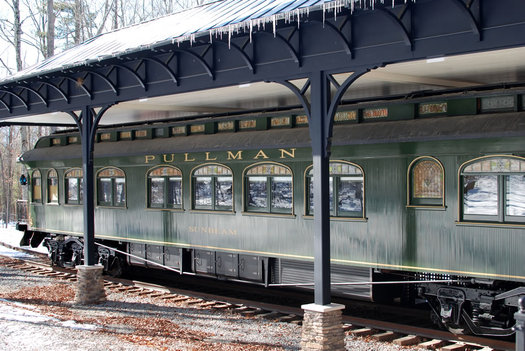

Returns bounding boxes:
[168,177,182,206]
[115,178,126,205]
[338,177,363,213]
[68,178,78,202]
[271,176,292,210]
[506,175,525,216]
[215,176,232,207]
[248,176,267,209]
[99,178,112,204]
[195,177,212,207]
[463,175,498,215]
[150,178,164,206]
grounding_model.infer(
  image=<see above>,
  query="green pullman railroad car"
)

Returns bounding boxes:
[17,93,525,336]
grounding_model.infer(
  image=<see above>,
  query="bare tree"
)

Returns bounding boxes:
[47,0,55,57]
[0,0,24,71]
[0,127,20,226]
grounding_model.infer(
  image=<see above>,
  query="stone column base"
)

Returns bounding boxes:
[75,265,106,304]
[300,303,345,351]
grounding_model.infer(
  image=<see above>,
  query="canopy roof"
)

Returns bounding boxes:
[1,0,525,127]
[4,0,353,84]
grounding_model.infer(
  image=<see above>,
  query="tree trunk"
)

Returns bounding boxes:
[74,0,82,44]
[13,0,22,71]
[47,0,55,58]
[1,127,14,227]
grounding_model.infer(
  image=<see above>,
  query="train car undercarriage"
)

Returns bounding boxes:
[24,229,521,337]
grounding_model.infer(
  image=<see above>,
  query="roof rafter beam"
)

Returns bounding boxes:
[15,85,48,107]
[0,89,28,110]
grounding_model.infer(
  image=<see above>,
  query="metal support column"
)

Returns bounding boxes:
[309,70,332,305]
[275,69,369,307]
[516,296,525,351]
[80,106,96,265]
[68,105,111,266]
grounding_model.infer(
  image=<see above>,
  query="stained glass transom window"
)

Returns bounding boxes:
[408,157,444,207]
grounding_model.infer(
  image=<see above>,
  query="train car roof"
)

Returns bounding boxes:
[19,111,525,162]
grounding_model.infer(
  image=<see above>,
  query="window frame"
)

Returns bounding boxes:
[304,160,365,219]
[64,168,83,205]
[191,163,234,212]
[243,162,294,215]
[31,169,42,204]
[407,156,445,208]
[146,165,183,210]
[96,167,126,208]
[458,155,525,224]
[47,169,59,204]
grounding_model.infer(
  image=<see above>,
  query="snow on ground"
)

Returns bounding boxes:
[0,225,47,255]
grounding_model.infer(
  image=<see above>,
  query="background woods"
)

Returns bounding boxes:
[0,0,208,226]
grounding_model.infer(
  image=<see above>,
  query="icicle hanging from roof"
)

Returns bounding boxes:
[200,0,418,48]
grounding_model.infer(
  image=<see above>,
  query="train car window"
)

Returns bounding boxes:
[245,163,293,214]
[192,164,233,211]
[461,156,525,223]
[65,168,83,205]
[147,166,182,209]
[305,161,363,218]
[407,157,444,207]
[97,167,126,207]
[31,170,42,203]
[47,169,59,204]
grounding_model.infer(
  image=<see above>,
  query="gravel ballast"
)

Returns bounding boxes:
[0,228,424,350]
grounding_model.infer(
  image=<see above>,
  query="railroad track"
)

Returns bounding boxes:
[0,241,516,351]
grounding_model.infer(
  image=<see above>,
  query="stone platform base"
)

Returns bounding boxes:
[301,303,345,351]
[75,265,106,304]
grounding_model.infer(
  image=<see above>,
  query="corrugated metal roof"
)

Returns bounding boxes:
[4,0,360,84]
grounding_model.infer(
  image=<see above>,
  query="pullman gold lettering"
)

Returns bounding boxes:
[227,150,243,160]
[145,148,298,164]
[163,154,175,163]
[145,155,156,163]
[253,150,269,159]
[279,148,296,159]
[205,152,217,161]
[184,153,196,162]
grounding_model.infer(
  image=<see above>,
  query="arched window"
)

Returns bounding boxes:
[407,157,444,207]
[65,168,83,205]
[245,163,293,214]
[461,156,525,223]
[97,167,126,207]
[47,169,58,204]
[192,164,233,211]
[31,170,42,203]
[147,166,182,209]
[306,161,364,218]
